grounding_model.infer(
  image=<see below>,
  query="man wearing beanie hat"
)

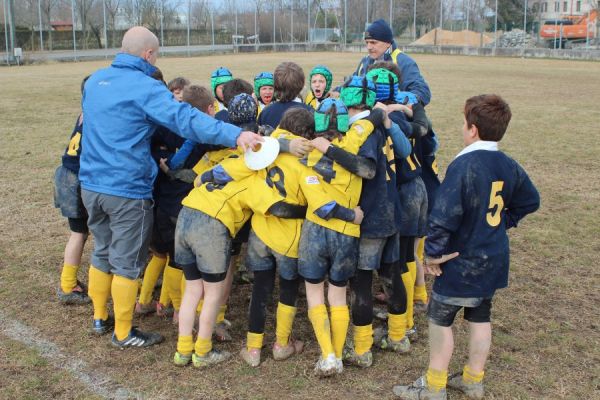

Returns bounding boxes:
[347,19,431,107]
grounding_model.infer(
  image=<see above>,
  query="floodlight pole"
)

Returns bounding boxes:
[366,0,369,26]
[3,0,9,64]
[38,0,43,51]
[523,0,527,32]
[254,1,258,51]
[307,0,310,45]
[71,0,77,61]
[102,0,107,55]
[413,0,416,40]
[272,0,276,50]
[211,7,215,48]
[344,0,347,47]
[187,0,190,56]
[389,0,393,31]
[494,0,498,48]
[160,0,164,47]
[291,1,294,50]
[466,0,470,31]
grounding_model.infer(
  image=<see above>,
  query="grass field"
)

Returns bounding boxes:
[1,52,599,400]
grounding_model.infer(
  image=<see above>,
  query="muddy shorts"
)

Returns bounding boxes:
[298,220,358,285]
[398,177,428,237]
[358,233,400,271]
[54,166,87,220]
[427,292,493,327]
[246,229,298,280]
[82,190,153,280]
[175,206,230,282]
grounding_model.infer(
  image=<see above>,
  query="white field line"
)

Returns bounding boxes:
[0,312,142,400]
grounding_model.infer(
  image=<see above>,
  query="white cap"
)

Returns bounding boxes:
[244,136,280,170]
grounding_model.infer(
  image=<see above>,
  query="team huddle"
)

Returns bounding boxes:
[53,21,540,400]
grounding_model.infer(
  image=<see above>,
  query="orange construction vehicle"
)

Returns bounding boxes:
[540,10,597,48]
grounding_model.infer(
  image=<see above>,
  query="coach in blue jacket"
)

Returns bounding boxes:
[79,26,262,348]
[354,19,431,106]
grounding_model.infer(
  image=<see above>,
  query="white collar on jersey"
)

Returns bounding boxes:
[455,140,498,159]
[349,110,371,125]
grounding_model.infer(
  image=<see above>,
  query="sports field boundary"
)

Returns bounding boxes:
[0,311,142,400]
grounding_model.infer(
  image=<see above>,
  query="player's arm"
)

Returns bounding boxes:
[395,53,432,106]
[504,166,540,229]
[267,202,307,219]
[314,201,363,224]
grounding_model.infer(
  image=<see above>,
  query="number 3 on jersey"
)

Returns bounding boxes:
[486,181,504,227]
[67,132,82,156]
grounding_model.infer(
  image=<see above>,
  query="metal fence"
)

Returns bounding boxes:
[2,0,599,64]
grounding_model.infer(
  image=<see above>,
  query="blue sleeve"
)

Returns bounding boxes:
[426,161,464,256]
[314,201,355,222]
[143,82,241,148]
[505,166,540,229]
[394,53,431,106]
[387,122,412,159]
[168,139,196,170]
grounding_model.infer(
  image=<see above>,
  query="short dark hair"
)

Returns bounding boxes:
[222,78,253,107]
[151,67,166,85]
[279,108,315,140]
[167,77,190,92]
[274,62,305,102]
[464,94,512,142]
[182,85,214,113]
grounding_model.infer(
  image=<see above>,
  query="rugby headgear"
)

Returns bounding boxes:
[366,67,399,103]
[314,98,349,134]
[228,93,257,124]
[210,67,233,96]
[309,65,333,97]
[340,75,376,109]
[254,72,274,99]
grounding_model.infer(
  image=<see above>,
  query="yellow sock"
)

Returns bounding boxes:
[329,305,350,359]
[88,265,112,320]
[194,336,212,357]
[416,237,425,263]
[308,304,334,358]
[414,284,428,303]
[158,267,171,308]
[388,313,408,341]
[216,305,227,324]
[164,265,183,311]
[111,275,139,341]
[177,335,194,355]
[247,332,264,351]
[138,255,166,305]
[196,299,204,315]
[60,263,79,293]
[275,302,296,347]
[407,260,417,286]
[402,268,415,329]
[353,324,373,356]
[463,365,485,384]
[426,368,448,392]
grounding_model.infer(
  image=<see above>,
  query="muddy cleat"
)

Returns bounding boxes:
[214,321,232,342]
[111,327,164,348]
[377,335,411,353]
[314,354,338,377]
[91,316,114,335]
[334,358,344,374]
[393,376,447,400]
[447,372,484,399]
[173,351,193,366]
[156,303,174,318]
[57,284,91,305]
[272,339,304,361]
[240,347,261,367]
[135,300,157,315]
[192,349,231,368]
[406,326,418,338]
[343,347,373,368]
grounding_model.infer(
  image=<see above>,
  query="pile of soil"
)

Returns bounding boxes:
[411,28,495,47]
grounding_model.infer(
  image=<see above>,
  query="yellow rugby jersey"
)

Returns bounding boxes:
[192,147,241,175]
[251,128,308,258]
[182,155,274,237]
[300,119,375,237]
[304,92,319,110]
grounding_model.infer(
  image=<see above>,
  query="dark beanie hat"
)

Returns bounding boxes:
[364,19,393,43]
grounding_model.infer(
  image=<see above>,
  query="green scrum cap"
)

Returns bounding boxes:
[309,65,333,96]
[314,98,349,134]
[366,67,399,103]
[210,67,233,96]
[340,75,376,108]
[254,71,274,98]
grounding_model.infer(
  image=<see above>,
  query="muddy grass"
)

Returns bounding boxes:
[0,52,599,399]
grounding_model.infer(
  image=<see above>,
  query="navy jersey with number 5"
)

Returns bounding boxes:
[425,148,540,298]
[61,115,84,174]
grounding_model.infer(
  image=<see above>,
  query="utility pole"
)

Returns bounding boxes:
[494,0,498,48]
[187,0,190,56]
[524,0,527,32]
[71,0,77,61]
[413,0,416,40]
[102,0,107,53]
[38,0,44,51]
[389,0,393,31]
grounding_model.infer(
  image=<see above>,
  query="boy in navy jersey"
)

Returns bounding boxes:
[55,76,92,305]
[393,95,540,400]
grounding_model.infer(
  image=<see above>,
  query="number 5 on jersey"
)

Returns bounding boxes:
[486,181,504,227]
